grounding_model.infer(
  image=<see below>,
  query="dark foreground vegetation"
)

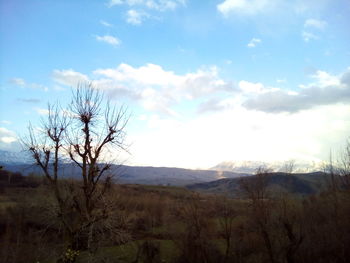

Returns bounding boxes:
[1,168,349,263]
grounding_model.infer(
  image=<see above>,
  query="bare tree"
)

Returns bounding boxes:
[277,197,304,263]
[337,141,350,190]
[23,83,129,254]
[239,167,276,263]
[239,167,270,202]
[283,160,296,174]
[215,196,236,262]
[176,194,214,263]
[277,160,304,263]
[23,103,69,232]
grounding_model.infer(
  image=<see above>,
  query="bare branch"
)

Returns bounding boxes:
[22,82,130,251]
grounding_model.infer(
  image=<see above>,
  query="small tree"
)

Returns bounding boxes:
[23,83,129,253]
[239,167,276,263]
[215,196,236,262]
[337,140,350,190]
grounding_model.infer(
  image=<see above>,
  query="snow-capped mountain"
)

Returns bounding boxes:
[0,150,33,165]
[0,150,72,165]
[211,160,325,173]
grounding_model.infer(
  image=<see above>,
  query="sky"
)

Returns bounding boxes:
[0,0,350,169]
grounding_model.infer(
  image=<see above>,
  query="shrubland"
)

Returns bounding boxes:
[0,168,349,263]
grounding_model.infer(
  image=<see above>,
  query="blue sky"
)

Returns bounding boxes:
[1,0,350,169]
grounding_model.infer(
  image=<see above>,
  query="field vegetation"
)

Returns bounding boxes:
[0,166,349,263]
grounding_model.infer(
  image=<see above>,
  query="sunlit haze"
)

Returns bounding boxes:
[1,0,350,169]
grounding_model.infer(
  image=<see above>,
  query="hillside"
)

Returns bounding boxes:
[0,162,249,186]
[187,172,329,196]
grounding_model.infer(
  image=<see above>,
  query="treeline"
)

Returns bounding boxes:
[0,169,43,189]
[0,169,349,263]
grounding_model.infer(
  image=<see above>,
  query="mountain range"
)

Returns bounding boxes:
[0,150,248,186]
[212,160,325,173]
[0,150,33,165]
[0,150,328,193]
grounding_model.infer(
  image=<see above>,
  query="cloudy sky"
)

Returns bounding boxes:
[0,0,350,169]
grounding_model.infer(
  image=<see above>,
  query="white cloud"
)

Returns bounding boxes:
[247,38,261,48]
[197,97,235,114]
[9,78,48,91]
[310,70,340,87]
[107,0,122,7]
[1,120,12,125]
[92,63,234,115]
[217,0,332,19]
[56,64,350,117]
[53,85,66,91]
[302,31,318,42]
[294,0,331,14]
[35,108,50,115]
[52,69,89,87]
[140,88,179,116]
[239,80,265,93]
[95,35,121,46]
[0,127,17,144]
[0,128,13,135]
[302,18,327,42]
[17,98,40,104]
[1,137,17,143]
[95,63,232,94]
[126,9,150,25]
[276,79,287,83]
[100,20,113,27]
[243,68,350,113]
[181,67,234,99]
[48,64,350,169]
[194,68,350,115]
[128,103,350,169]
[107,0,185,11]
[108,0,185,24]
[304,18,327,30]
[94,63,179,86]
[10,78,26,86]
[31,83,49,92]
[217,0,275,17]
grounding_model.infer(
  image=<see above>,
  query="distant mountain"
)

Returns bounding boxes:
[211,160,324,173]
[187,172,329,197]
[116,166,249,186]
[0,150,32,165]
[1,150,331,191]
[1,163,249,186]
[0,150,250,186]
